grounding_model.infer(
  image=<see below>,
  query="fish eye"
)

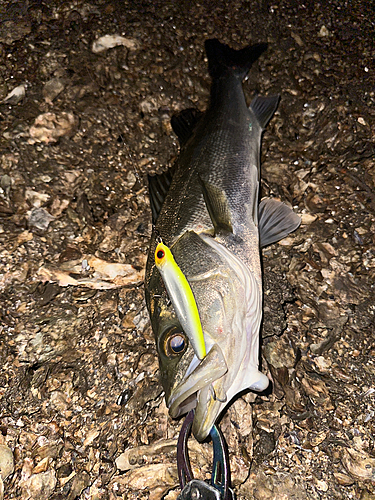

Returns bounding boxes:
[170,334,185,353]
[164,330,188,357]
[157,249,164,259]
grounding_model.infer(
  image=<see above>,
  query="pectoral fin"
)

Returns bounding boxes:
[199,176,233,235]
[259,198,301,248]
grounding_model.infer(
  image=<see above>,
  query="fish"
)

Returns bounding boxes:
[144,38,301,441]
[154,240,206,360]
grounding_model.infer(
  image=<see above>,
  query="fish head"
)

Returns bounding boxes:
[145,230,268,441]
[151,303,196,405]
[146,265,228,419]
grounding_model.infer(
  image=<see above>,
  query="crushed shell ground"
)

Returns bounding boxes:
[0,1,374,499]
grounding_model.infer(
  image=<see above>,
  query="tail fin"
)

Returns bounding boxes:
[205,38,268,81]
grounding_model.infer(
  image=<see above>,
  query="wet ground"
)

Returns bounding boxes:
[0,0,374,499]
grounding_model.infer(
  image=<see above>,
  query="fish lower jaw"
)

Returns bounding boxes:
[167,380,213,419]
[168,392,197,418]
[168,385,223,442]
[192,385,223,442]
[167,343,228,438]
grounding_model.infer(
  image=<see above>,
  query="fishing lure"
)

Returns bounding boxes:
[155,241,206,360]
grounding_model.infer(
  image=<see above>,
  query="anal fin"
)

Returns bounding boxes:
[259,198,301,248]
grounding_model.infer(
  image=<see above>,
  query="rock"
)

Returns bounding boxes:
[28,208,55,231]
[66,471,90,500]
[333,471,354,486]
[22,470,57,500]
[25,189,50,208]
[115,463,178,499]
[319,25,330,37]
[32,457,50,474]
[28,112,78,144]
[0,20,31,44]
[2,83,26,104]
[116,439,177,471]
[92,35,139,53]
[264,336,297,369]
[0,444,14,480]
[342,448,375,481]
[300,213,317,225]
[360,490,375,500]
[43,78,66,103]
[82,429,100,448]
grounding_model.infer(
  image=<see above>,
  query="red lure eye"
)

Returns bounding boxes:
[157,249,164,259]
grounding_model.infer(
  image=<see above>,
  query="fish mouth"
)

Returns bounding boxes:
[167,343,228,441]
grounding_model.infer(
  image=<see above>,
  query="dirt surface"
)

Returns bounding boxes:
[0,1,374,499]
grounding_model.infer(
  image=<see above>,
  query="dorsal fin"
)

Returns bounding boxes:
[171,108,203,146]
[148,165,176,223]
[199,175,233,235]
[259,198,301,248]
[249,95,280,130]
